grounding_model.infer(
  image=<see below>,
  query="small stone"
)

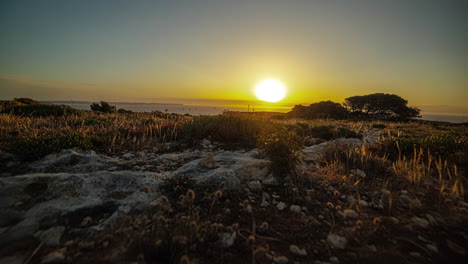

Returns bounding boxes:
[410,198,422,208]
[346,196,355,204]
[350,169,366,178]
[248,180,262,193]
[290,205,301,213]
[80,216,93,227]
[199,154,217,169]
[78,241,95,250]
[122,153,135,160]
[401,190,408,195]
[425,214,437,225]
[308,216,321,226]
[201,138,211,146]
[261,192,270,207]
[135,151,146,158]
[327,233,347,249]
[340,194,347,201]
[273,256,289,264]
[318,215,325,220]
[329,256,340,264]
[426,244,438,254]
[41,249,66,264]
[367,244,377,252]
[289,244,307,256]
[221,232,237,248]
[381,189,391,196]
[343,209,359,219]
[388,217,400,224]
[399,195,411,205]
[358,200,368,207]
[277,202,287,211]
[301,206,308,212]
[411,216,430,229]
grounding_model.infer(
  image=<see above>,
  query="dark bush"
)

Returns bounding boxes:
[90,101,117,113]
[7,132,93,161]
[13,97,42,105]
[182,113,264,147]
[257,125,302,179]
[8,104,80,117]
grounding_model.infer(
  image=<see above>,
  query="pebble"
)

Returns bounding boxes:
[411,217,430,229]
[273,256,289,264]
[290,205,301,213]
[358,200,368,207]
[260,192,270,207]
[277,202,287,211]
[80,216,93,227]
[247,180,262,193]
[401,190,408,195]
[410,198,422,208]
[329,256,340,264]
[41,249,66,264]
[343,209,359,219]
[426,244,438,254]
[121,153,135,160]
[327,233,347,249]
[318,215,325,220]
[399,195,411,205]
[289,244,307,257]
[388,217,400,225]
[409,252,421,258]
[346,196,355,204]
[381,189,391,196]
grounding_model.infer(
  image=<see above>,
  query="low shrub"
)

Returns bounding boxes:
[182,112,264,147]
[257,125,302,179]
[8,104,80,117]
[7,132,93,161]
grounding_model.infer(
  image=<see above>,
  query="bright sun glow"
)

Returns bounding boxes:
[255,79,287,103]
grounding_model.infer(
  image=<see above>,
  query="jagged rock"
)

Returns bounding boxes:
[303,138,363,162]
[169,151,270,190]
[0,170,162,247]
[327,233,348,249]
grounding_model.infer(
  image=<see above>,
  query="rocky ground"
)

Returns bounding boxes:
[0,130,467,264]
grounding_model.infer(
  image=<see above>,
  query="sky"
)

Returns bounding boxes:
[0,0,467,112]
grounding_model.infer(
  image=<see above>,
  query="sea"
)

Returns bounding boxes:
[49,101,468,124]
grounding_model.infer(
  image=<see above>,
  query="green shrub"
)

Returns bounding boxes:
[9,104,80,117]
[182,113,264,147]
[372,123,386,129]
[7,132,93,161]
[90,101,117,113]
[13,97,42,105]
[378,132,467,160]
[309,125,335,140]
[257,125,302,179]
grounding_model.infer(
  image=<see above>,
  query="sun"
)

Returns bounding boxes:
[254,79,287,103]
